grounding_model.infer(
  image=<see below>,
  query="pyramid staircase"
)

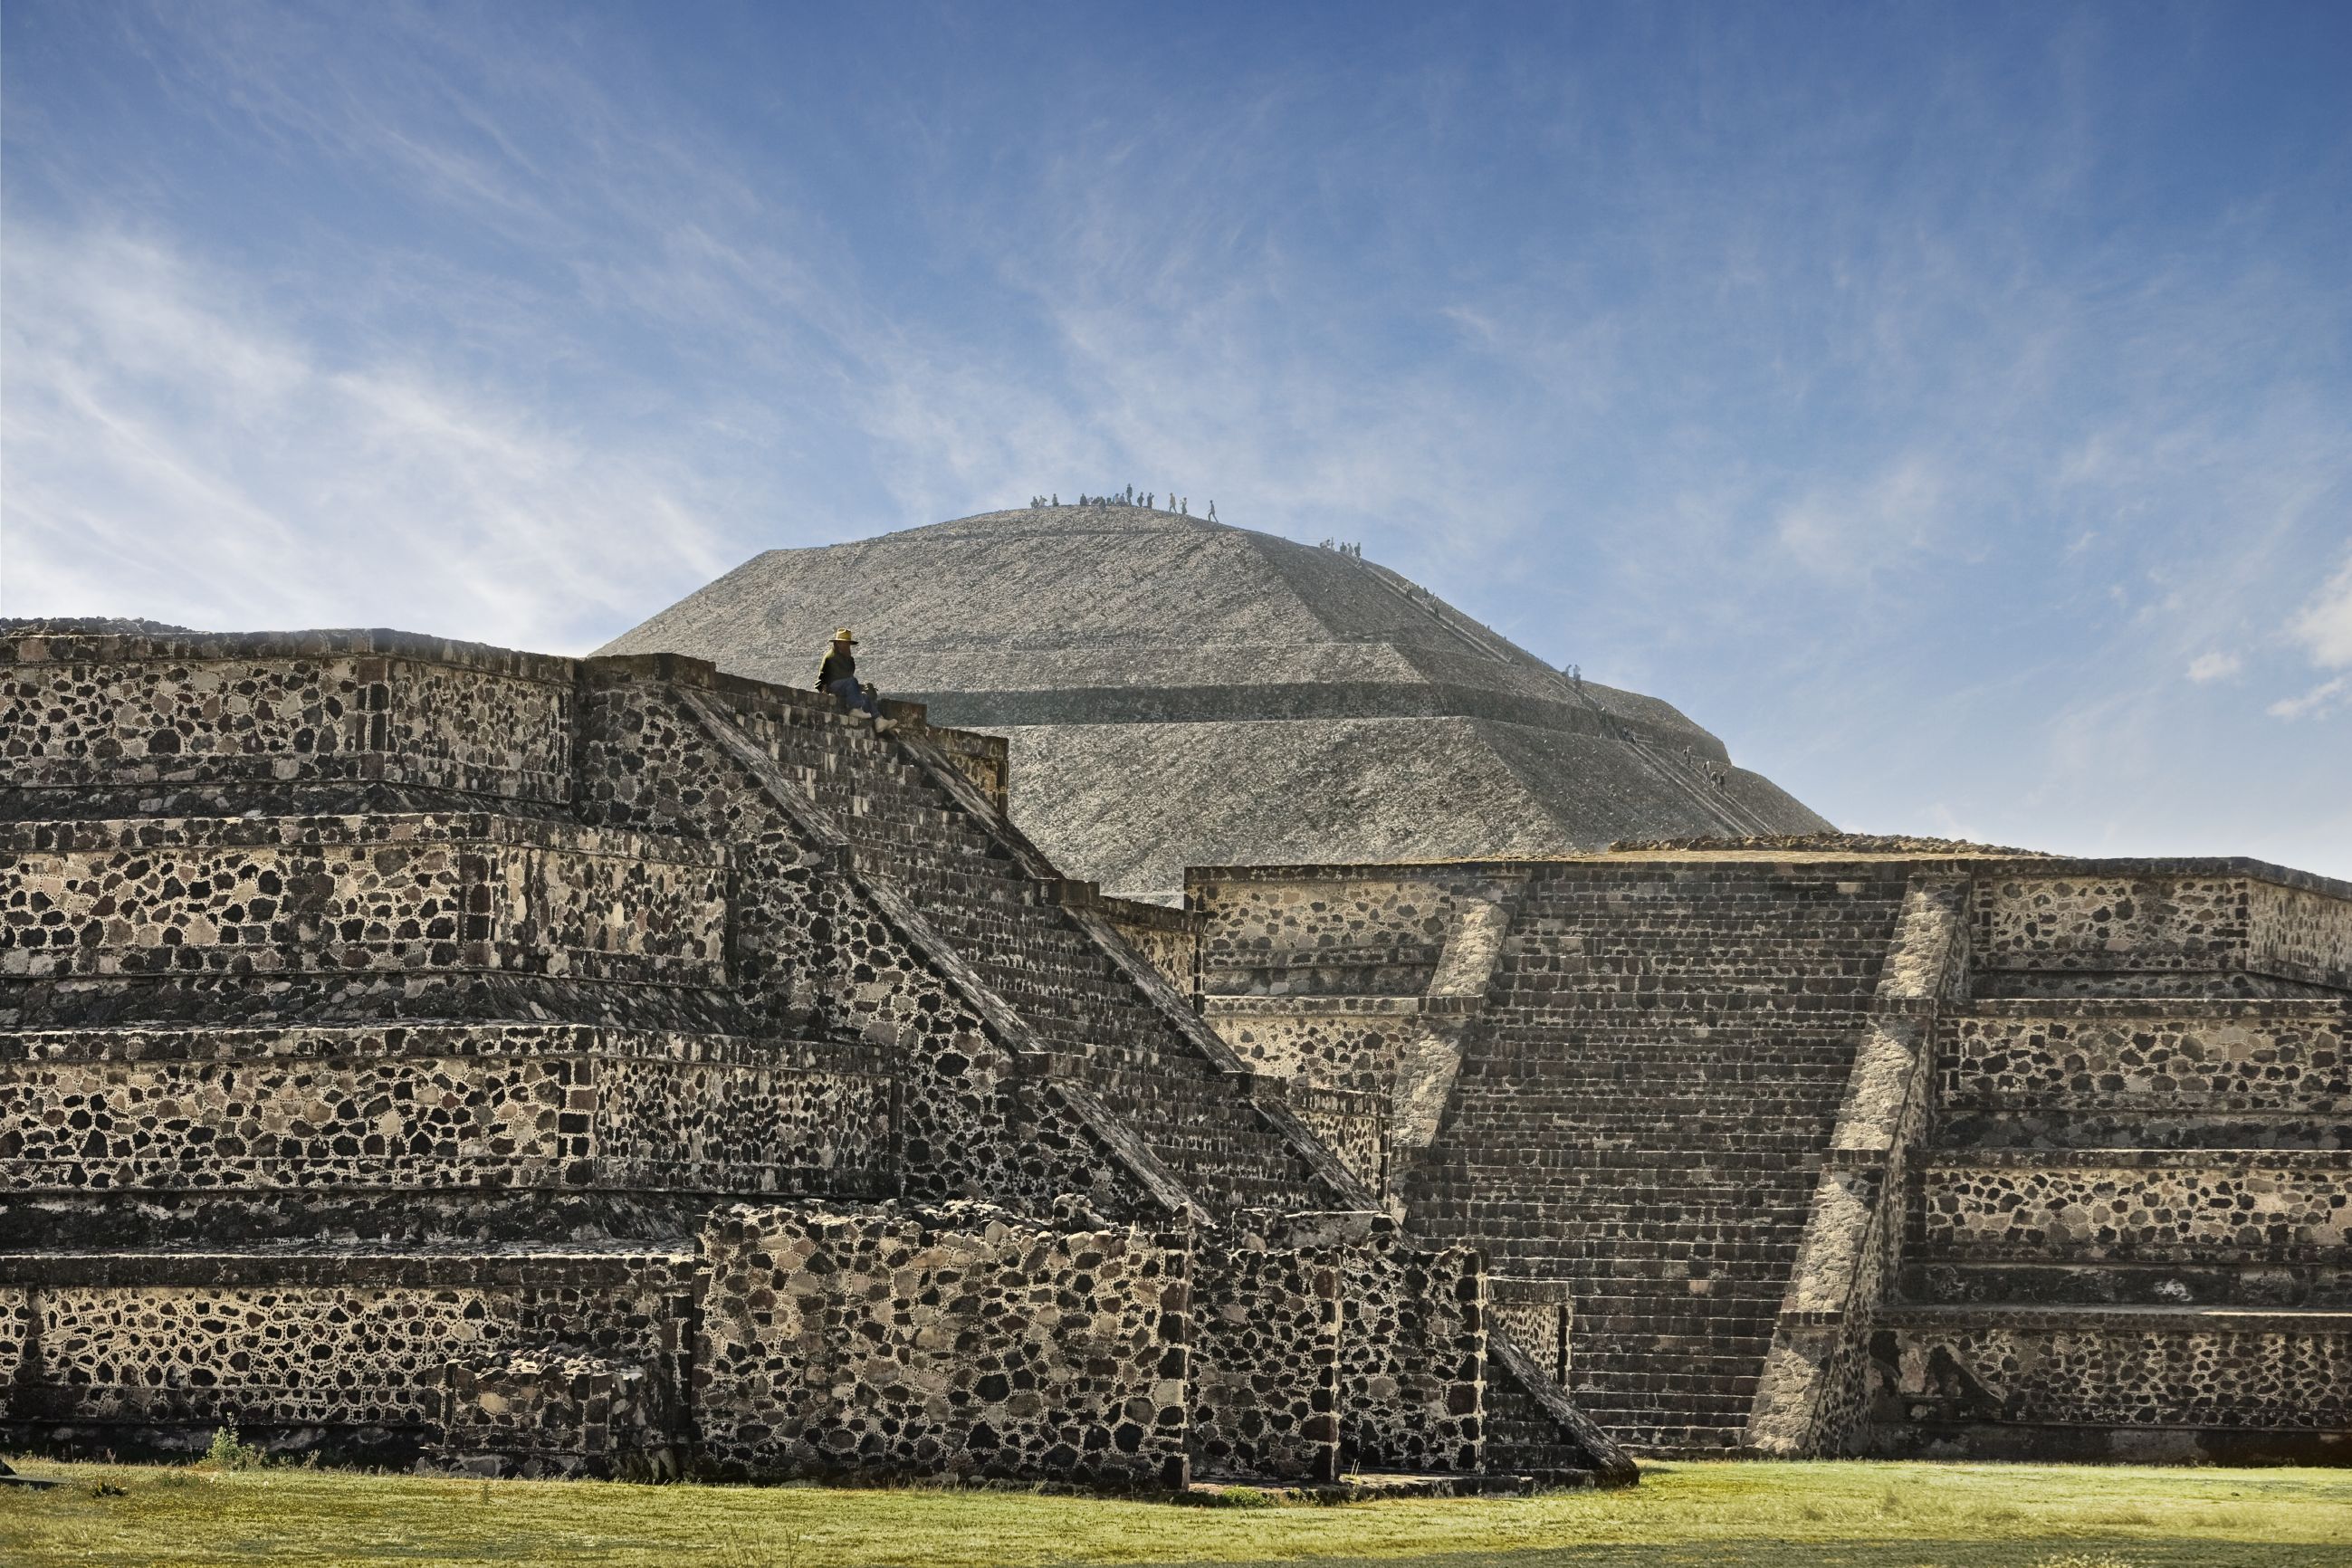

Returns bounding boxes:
[0,625,1627,1487]
[1401,862,1912,1452]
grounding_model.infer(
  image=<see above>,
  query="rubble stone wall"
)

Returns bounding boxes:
[0,633,575,808]
[695,1202,1193,1488]
[0,1251,691,1458]
[2249,879,2352,989]
[1917,1152,2352,1260]
[1876,1310,2351,1433]
[1938,999,2348,1148]
[0,1024,893,1220]
[1186,1233,1340,1480]
[1,814,727,988]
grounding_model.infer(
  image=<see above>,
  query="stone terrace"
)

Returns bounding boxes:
[0,624,1630,1490]
[1188,849,2352,1463]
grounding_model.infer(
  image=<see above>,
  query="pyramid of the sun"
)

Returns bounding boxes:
[599,503,1832,900]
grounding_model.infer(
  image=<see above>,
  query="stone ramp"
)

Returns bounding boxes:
[686,672,1346,1218]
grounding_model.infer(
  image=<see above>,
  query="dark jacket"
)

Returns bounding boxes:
[816,648,856,692]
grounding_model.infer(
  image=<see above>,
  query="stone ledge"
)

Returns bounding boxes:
[1922,1147,2352,1171]
[2,809,719,863]
[0,1022,886,1069]
[1201,995,1427,1018]
[1959,996,2349,1018]
[0,1244,694,1287]
[0,626,578,684]
[1876,1302,2352,1334]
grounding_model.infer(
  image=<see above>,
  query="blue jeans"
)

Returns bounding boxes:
[827,676,880,717]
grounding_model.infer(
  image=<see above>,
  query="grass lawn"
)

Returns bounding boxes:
[3,1456,2347,1568]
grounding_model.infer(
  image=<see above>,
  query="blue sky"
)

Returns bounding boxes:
[5,2,2347,875]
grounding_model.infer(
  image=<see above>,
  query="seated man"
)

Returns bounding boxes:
[815,627,893,731]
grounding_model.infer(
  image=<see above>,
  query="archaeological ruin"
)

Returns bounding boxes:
[2,503,2345,1483]
[598,503,1831,903]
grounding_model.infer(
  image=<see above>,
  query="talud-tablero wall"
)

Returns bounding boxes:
[1187,847,2352,1463]
[0,622,1631,1491]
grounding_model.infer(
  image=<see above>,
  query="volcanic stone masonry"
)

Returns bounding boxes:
[0,620,1632,1490]
[1184,849,2352,1462]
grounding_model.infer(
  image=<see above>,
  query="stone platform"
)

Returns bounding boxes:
[0,622,1630,1490]
[1185,848,2352,1463]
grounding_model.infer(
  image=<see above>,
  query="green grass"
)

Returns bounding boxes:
[3,1457,2347,1567]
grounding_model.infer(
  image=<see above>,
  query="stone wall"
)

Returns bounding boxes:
[1103,898,1200,995]
[1490,1277,1573,1386]
[695,1201,1193,1488]
[432,1348,684,1480]
[1872,1307,2352,1459]
[1186,1227,1341,1480]
[1,1250,693,1462]
[1974,866,2352,990]
[0,1025,893,1225]
[1320,1215,1487,1473]
[1,813,727,995]
[1917,1150,2352,1259]
[1938,999,2348,1149]
[1,632,576,813]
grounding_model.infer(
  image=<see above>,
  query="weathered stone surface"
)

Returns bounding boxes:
[1190,850,2352,1465]
[596,505,1829,901]
[0,623,1631,1488]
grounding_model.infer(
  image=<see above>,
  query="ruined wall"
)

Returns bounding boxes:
[0,633,575,813]
[1186,1229,1340,1481]
[695,1202,1193,1488]
[1873,1309,2352,1458]
[0,1251,692,1461]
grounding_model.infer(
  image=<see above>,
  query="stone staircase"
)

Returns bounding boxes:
[1402,863,1912,1452]
[707,684,1339,1217]
[0,625,1629,1487]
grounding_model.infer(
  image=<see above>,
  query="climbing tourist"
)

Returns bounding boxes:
[816,627,894,732]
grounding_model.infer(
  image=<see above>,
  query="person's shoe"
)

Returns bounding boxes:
[873,715,897,734]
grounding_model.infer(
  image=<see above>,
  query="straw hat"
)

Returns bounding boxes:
[829,627,857,645]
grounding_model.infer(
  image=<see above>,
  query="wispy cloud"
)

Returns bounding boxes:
[2271,676,2350,722]
[3,2,2345,873]
[2287,552,2352,670]
[1,222,733,650]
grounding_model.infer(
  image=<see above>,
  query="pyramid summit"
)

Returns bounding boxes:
[598,502,1831,899]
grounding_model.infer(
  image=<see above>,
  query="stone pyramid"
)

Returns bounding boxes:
[599,503,1831,901]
